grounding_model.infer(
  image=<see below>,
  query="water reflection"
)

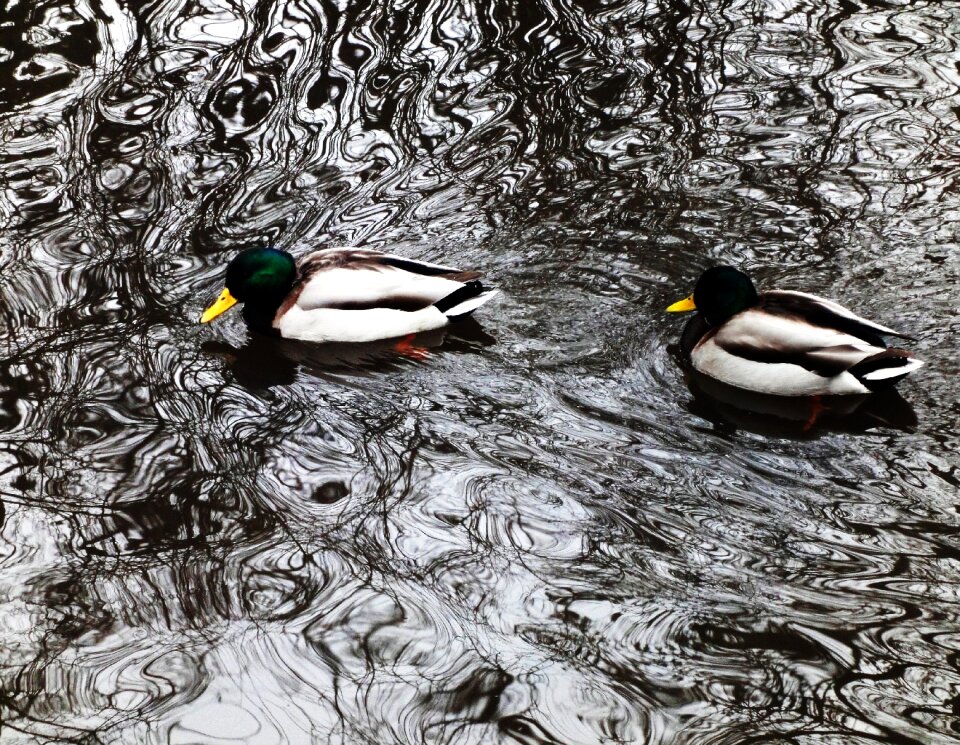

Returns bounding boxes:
[684,372,919,438]
[1,0,958,743]
[203,319,495,389]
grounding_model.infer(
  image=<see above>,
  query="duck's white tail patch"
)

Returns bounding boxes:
[861,356,924,381]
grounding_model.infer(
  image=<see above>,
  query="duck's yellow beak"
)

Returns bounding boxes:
[200,288,238,323]
[666,294,697,313]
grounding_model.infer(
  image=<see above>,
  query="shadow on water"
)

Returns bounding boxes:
[0,0,959,743]
[684,372,919,440]
[202,318,497,389]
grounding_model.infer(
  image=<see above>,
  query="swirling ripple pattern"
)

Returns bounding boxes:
[0,0,958,743]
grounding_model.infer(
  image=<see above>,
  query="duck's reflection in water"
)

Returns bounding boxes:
[684,370,918,438]
[201,318,497,389]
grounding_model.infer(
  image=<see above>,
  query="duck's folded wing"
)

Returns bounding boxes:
[292,250,470,311]
[299,248,467,276]
[378,254,478,278]
[712,309,883,376]
[761,290,913,342]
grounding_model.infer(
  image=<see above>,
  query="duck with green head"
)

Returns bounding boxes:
[201,247,499,343]
[666,266,923,396]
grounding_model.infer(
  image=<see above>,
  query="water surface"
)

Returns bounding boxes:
[1,0,959,743]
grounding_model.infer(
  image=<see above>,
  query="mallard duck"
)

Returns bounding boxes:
[200,247,499,343]
[666,266,923,396]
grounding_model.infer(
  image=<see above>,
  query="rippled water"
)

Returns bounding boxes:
[1,0,959,743]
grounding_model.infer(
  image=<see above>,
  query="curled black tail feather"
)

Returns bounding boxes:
[433,280,484,313]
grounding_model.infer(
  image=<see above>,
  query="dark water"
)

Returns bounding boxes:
[1,0,958,742]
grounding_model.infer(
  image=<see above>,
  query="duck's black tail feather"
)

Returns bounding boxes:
[849,348,924,391]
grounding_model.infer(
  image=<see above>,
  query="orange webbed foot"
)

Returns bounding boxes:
[802,395,826,432]
[393,334,431,361]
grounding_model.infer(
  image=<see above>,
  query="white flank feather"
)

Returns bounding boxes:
[692,340,872,396]
[277,305,449,343]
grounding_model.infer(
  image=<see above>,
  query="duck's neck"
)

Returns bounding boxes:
[242,284,294,336]
[242,303,282,335]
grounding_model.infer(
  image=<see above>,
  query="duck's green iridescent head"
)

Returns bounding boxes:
[666,266,759,326]
[200,248,297,323]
